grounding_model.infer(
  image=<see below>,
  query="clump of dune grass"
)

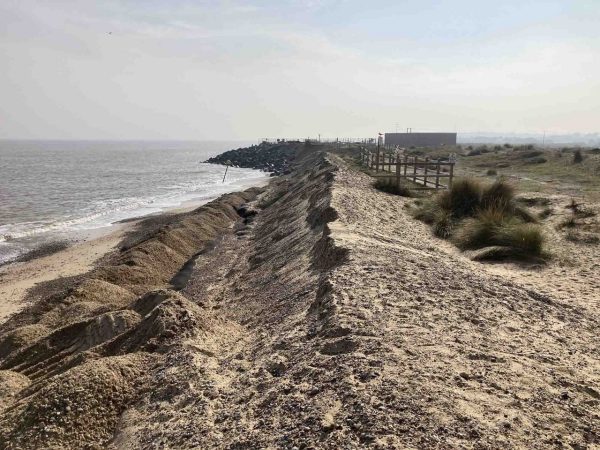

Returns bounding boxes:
[412,177,546,261]
[454,207,511,250]
[432,209,454,238]
[496,223,545,254]
[557,216,577,229]
[438,178,483,218]
[480,180,514,211]
[486,169,497,176]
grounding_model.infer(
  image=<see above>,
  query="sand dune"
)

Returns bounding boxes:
[0,148,598,449]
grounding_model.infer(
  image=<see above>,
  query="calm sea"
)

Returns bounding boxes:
[0,140,266,264]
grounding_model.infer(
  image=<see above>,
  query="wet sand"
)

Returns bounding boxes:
[0,225,128,324]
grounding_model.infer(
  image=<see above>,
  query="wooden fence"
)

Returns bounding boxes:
[359,148,455,190]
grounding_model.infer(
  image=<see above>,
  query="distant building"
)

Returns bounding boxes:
[384,132,457,147]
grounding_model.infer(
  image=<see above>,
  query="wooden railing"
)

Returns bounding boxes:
[359,148,455,190]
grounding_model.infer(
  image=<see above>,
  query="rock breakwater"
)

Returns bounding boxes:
[205,142,300,175]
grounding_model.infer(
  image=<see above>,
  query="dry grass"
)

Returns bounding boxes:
[565,230,600,245]
[373,179,413,197]
[413,178,546,261]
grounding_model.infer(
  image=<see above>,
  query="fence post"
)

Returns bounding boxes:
[435,160,441,189]
[413,156,418,183]
[449,162,454,188]
[404,154,408,177]
[396,157,401,189]
[424,157,429,187]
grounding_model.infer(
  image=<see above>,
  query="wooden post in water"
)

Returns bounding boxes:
[222,160,231,182]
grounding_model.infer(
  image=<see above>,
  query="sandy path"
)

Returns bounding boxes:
[0,227,126,324]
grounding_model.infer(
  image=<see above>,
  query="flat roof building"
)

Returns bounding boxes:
[385,132,457,147]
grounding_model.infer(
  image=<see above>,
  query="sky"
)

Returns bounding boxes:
[1,0,599,140]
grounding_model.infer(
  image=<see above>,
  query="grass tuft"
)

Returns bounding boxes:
[432,209,454,238]
[494,223,545,255]
[480,180,514,211]
[441,178,483,218]
[373,179,413,197]
[413,177,546,261]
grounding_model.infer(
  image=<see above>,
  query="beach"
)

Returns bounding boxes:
[0,174,270,325]
[0,142,598,449]
[0,226,127,324]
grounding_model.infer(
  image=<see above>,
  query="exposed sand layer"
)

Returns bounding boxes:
[0,229,126,325]
[0,148,598,449]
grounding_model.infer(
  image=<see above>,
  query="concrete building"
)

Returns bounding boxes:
[384,132,457,147]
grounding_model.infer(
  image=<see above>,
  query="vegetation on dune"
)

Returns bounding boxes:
[565,230,600,245]
[556,199,599,244]
[437,178,483,217]
[373,178,413,197]
[412,178,546,261]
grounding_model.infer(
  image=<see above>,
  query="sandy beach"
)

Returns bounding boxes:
[0,226,127,325]
[0,175,270,326]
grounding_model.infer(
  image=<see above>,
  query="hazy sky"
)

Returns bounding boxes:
[1,0,598,140]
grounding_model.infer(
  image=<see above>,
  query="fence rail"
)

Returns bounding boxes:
[359,148,455,190]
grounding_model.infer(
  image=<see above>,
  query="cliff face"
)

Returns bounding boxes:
[1,147,598,449]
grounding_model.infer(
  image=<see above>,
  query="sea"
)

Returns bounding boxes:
[0,140,268,265]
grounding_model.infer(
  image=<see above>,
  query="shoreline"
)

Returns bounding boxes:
[0,167,270,266]
[0,175,270,325]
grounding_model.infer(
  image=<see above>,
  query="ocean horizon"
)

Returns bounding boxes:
[0,139,267,265]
